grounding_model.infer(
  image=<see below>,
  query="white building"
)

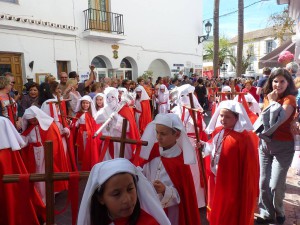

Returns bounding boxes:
[277,0,300,65]
[0,0,203,92]
[229,27,283,74]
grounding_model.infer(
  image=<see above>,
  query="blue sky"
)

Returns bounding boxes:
[202,0,287,39]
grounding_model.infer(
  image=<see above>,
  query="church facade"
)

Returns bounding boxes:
[0,0,204,90]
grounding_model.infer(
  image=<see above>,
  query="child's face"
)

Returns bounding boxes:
[55,86,62,96]
[160,88,165,93]
[219,108,238,129]
[96,96,103,107]
[156,124,179,149]
[245,83,251,90]
[98,173,137,220]
[81,100,90,111]
[135,91,141,99]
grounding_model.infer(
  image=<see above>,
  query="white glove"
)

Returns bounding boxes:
[63,127,70,138]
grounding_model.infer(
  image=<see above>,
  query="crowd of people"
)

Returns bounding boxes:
[0,62,300,225]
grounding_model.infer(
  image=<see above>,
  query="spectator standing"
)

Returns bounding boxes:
[68,65,95,96]
[256,67,271,109]
[286,62,299,79]
[255,68,297,224]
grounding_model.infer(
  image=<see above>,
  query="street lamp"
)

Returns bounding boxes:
[198,21,212,44]
[221,62,228,77]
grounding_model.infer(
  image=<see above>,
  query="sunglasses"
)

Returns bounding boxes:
[11,82,15,84]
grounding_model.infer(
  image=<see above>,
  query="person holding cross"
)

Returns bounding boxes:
[139,113,201,225]
[95,87,139,161]
[21,106,69,203]
[200,100,259,225]
[0,116,46,225]
[171,84,207,209]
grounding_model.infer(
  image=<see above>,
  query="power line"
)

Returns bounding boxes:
[203,0,271,22]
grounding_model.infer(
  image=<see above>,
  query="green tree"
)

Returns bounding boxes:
[228,55,252,75]
[268,8,295,44]
[204,37,231,67]
[140,70,153,80]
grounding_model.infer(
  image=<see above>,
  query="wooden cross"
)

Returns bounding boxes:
[46,96,77,171]
[99,119,148,160]
[188,93,208,205]
[2,141,89,225]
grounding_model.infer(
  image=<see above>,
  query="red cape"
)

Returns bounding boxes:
[21,123,68,192]
[47,101,77,171]
[119,105,140,160]
[207,127,259,225]
[147,143,201,225]
[112,209,159,225]
[137,100,152,135]
[0,148,46,225]
[74,112,100,171]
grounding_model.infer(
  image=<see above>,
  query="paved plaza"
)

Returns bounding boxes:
[54,167,300,225]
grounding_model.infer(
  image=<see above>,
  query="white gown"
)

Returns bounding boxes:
[171,105,206,208]
[143,144,181,225]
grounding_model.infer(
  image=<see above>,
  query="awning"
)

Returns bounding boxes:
[259,40,295,69]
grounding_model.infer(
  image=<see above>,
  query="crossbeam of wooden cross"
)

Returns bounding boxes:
[99,119,148,164]
[217,91,246,101]
[188,93,208,205]
[2,141,89,225]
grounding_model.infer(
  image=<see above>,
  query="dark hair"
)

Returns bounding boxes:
[155,77,162,85]
[171,78,178,84]
[28,82,39,91]
[197,78,203,84]
[90,173,140,225]
[69,71,77,78]
[263,67,271,75]
[263,68,298,97]
[49,81,59,95]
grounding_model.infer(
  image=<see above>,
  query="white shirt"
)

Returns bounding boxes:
[143,144,181,225]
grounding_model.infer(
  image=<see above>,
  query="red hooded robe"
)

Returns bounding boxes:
[207,127,259,225]
[145,143,202,225]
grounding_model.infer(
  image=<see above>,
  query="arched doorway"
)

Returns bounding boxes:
[116,57,138,80]
[148,59,171,81]
[91,55,112,81]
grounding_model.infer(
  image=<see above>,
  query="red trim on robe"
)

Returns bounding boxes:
[146,143,202,225]
[207,127,259,225]
[112,209,159,225]
[21,123,69,192]
[138,100,152,135]
[74,112,100,171]
[119,105,140,161]
[0,148,46,225]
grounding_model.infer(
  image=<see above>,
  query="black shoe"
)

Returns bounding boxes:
[276,216,285,224]
[255,216,275,224]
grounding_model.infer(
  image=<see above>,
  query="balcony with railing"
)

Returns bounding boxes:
[82,8,125,41]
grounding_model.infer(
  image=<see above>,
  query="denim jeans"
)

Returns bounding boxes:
[258,139,295,219]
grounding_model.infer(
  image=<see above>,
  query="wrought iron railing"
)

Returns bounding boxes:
[83,8,124,34]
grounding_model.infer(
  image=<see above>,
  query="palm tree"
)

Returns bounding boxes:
[213,0,220,78]
[236,0,244,77]
[204,37,231,68]
[228,54,252,74]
